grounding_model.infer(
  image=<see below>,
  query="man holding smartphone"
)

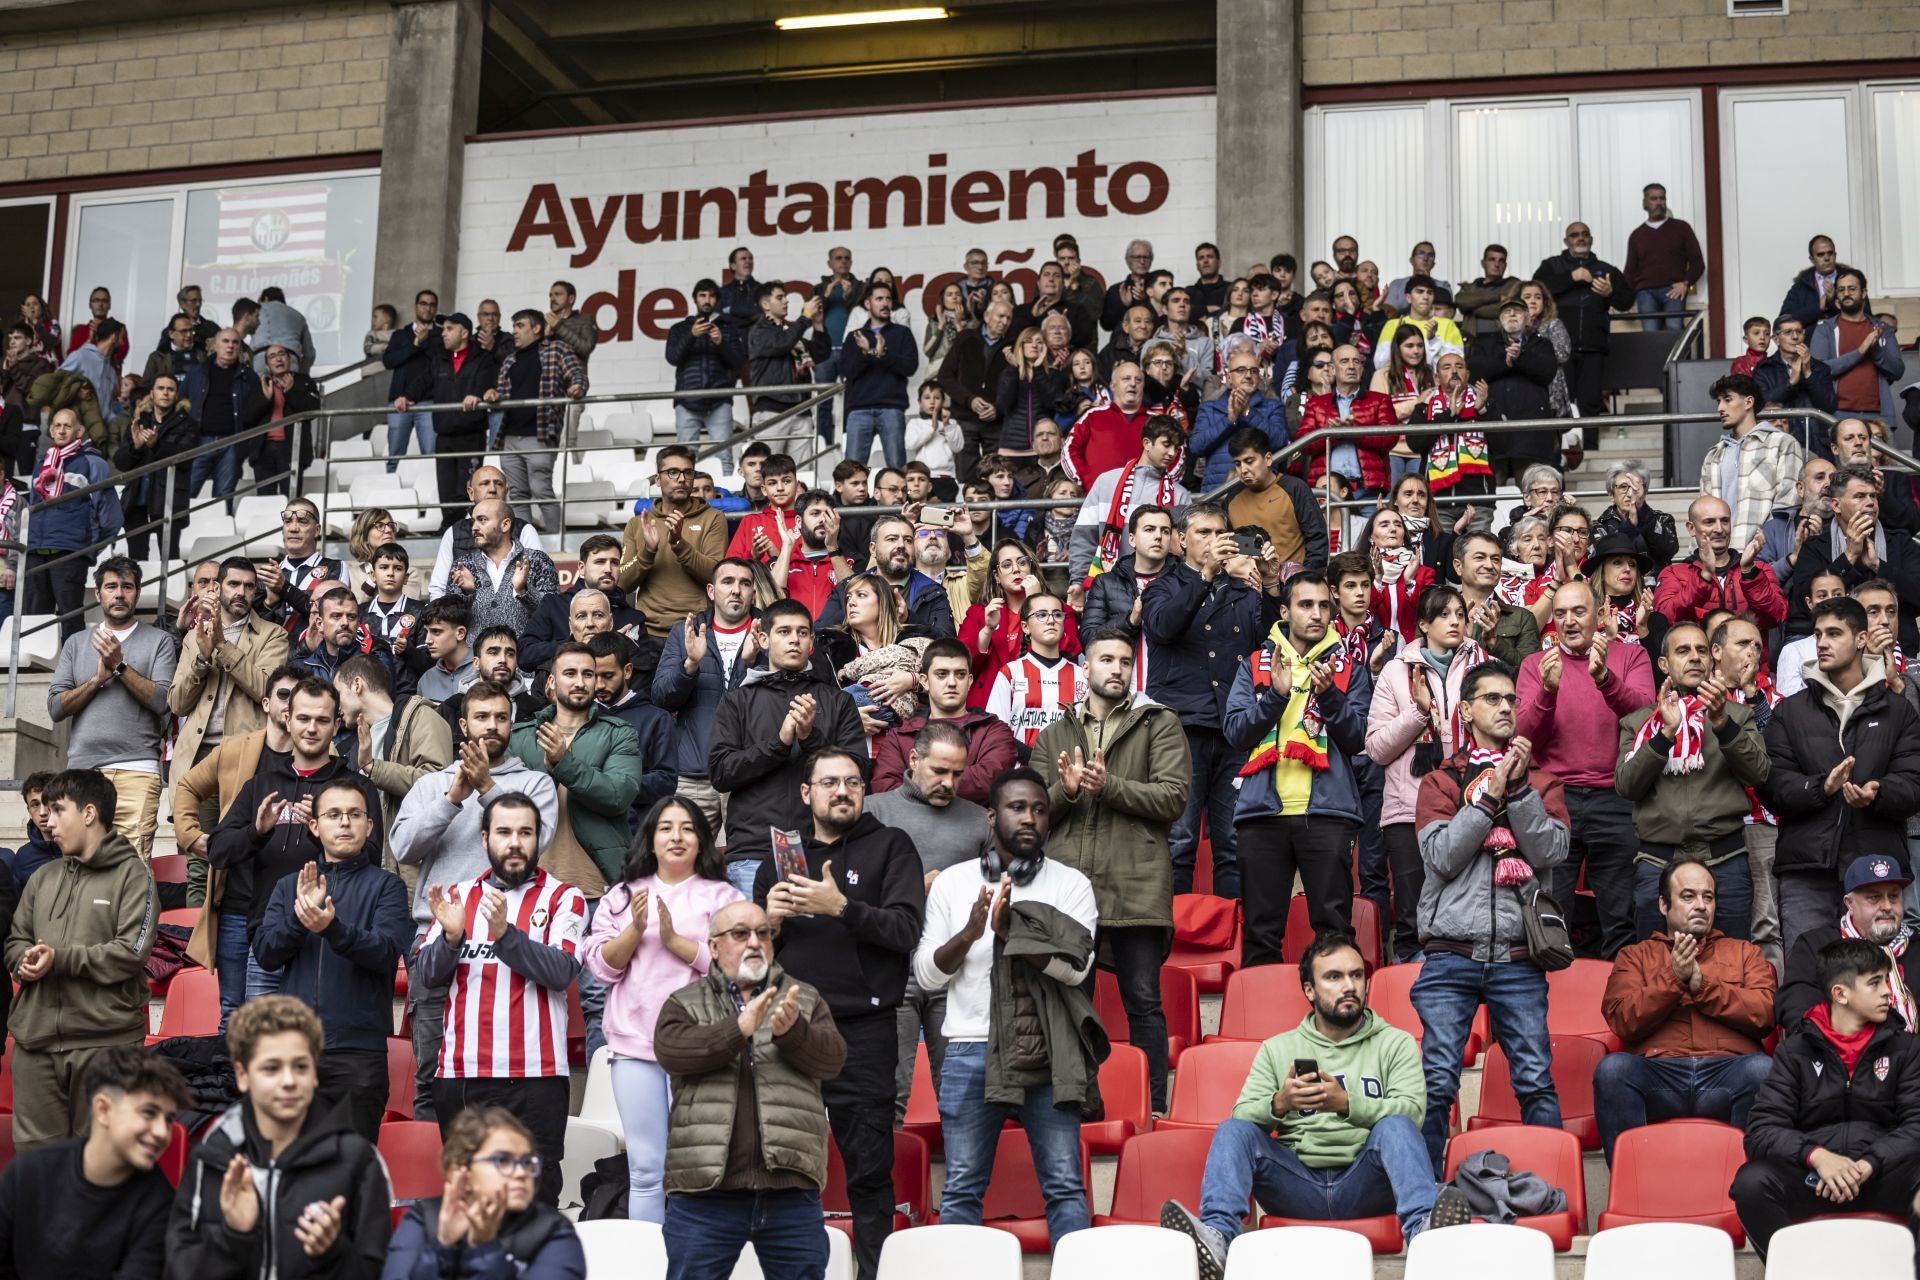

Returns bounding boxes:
[1160,933,1468,1277]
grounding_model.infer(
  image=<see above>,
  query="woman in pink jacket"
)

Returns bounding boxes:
[583,796,744,1222]
[1365,585,1485,962]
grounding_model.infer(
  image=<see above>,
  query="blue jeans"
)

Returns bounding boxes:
[486,410,505,450]
[387,410,436,471]
[216,910,251,1028]
[664,1188,827,1280]
[1593,1052,1774,1164]
[726,859,762,900]
[1199,1114,1439,1243]
[1388,453,1424,487]
[1633,857,1752,944]
[1410,951,1560,1174]
[244,944,285,1002]
[676,400,736,475]
[844,408,906,472]
[937,1040,1090,1244]
[1168,727,1241,899]
[189,436,242,501]
[1635,288,1685,331]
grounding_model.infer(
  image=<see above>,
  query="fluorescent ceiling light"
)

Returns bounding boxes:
[775,7,950,30]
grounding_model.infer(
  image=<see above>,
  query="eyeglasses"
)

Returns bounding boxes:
[713,926,776,944]
[812,775,865,792]
[1027,610,1066,621]
[1228,366,1260,376]
[1311,360,1333,370]
[281,512,317,525]
[271,688,296,701]
[1474,693,1518,707]
[658,467,696,479]
[318,810,368,823]
[472,1153,543,1177]
[1525,485,1561,498]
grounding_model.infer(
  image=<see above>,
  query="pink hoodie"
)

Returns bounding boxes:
[583,874,745,1060]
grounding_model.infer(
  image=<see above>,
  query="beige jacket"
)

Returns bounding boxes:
[176,730,267,969]
[166,611,289,789]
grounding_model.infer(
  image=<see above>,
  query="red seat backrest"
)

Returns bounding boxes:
[1477,1034,1607,1123]
[1173,894,1239,948]
[1545,959,1614,1040]
[385,1036,416,1120]
[1284,895,1382,970]
[1095,966,1202,1050]
[1105,1128,1216,1221]
[826,1130,932,1222]
[1606,1119,1745,1218]
[1165,1040,1262,1127]
[151,855,189,885]
[155,969,222,1040]
[161,1122,189,1187]
[1096,1044,1151,1134]
[377,1121,445,1202]
[980,1126,1090,1222]
[1218,965,1311,1041]
[1364,962,1423,1042]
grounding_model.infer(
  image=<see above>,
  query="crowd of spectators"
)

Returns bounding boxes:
[0,199,1919,1280]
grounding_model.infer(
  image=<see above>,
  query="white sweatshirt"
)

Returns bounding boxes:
[912,856,1099,1043]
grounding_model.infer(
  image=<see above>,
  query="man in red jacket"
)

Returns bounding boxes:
[1064,361,1151,486]
[1295,345,1400,492]
[1653,495,1788,629]
[869,639,1019,804]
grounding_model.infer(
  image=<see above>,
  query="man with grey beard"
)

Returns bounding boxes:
[1776,855,1920,1028]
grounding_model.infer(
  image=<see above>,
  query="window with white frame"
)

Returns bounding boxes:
[1872,86,1920,292]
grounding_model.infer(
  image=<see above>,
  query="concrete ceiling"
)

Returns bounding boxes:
[477,0,1218,133]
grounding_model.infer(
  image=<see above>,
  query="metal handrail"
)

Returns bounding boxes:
[1663,309,1712,370]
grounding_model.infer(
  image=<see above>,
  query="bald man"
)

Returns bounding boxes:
[1652,495,1788,630]
[428,464,545,599]
[446,498,560,633]
[1517,579,1659,957]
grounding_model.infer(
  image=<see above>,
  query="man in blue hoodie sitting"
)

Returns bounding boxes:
[24,407,121,640]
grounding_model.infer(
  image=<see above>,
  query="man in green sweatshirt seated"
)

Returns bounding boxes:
[1160,933,1468,1277]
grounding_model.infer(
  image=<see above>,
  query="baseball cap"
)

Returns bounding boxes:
[443,312,473,331]
[1843,854,1913,894]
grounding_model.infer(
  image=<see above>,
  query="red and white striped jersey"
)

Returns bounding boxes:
[427,869,586,1079]
[984,653,1082,747]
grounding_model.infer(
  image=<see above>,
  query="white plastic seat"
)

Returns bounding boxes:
[394,458,438,492]
[320,495,356,537]
[578,448,640,482]
[557,1117,622,1220]
[877,1225,1021,1280]
[233,495,283,530]
[0,614,62,669]
[576,1047,623,1148]
[330,435,375,460]
[1404,1223,1552,1280]
[1587,1223,1734,1280]
[574,1219,666,1280]
[584,418,630,444]
[1766,1218,1914,1279]
[1225,1225,1371,1280]
[1054,1226,1197,1280]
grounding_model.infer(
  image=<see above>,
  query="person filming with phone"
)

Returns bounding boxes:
[1160,932,1472,1277]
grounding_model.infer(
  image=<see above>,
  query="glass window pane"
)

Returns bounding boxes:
[71,199,175,360]
[1454,103,1574,285]
[1577,98,1701,292]
[1724,95,1852,352]
[182,174,381,375]
[1874,88,1920,292]
[1316,107,1428,290]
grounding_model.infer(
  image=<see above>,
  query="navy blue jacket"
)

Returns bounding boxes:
[664,313,745,392]
[1189,392,1291,491]
[1753,353,1840,458]
[26,441,122,551]
[179,359,268,437]
[382,323,443,403]
[519,582,647,674]
[602,692,677,820]
[1138,559,1282,727]
[840,321,919,412]
[8,827,58,887]
[252,849,412,1054]
[1223,640,1371,825]
[814,569,956,639]
[651,610,760,781]
[1779,268,1842,331]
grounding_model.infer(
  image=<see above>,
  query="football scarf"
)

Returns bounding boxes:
[1086,461,1178,589]
[1239,624,1341,780]
[1626,696,1706,775]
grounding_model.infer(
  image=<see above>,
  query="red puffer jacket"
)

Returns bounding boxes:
[1295,390,1401,489]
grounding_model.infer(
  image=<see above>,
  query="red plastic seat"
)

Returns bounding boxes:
[1366,962,1485,1066]
[1466,1034,1606,1150]
[1093,1127,1219,1226]
[157,907,202,932]
[1258,1211,1402,1253]
[1082,1044,1152,1156]
[150,968,221,1043]
[1167,894,1242,994]
[900,1040,942,1155]
[151,855,189,885]
[0,1037,15,1113]
[385,1036,416,1122]
[160,1122,189,1187]
[378,1120,445,1205]
[1283,894,1383,971]
[972,1127,1092,1252]
[1598,1119,1745,1243]
[1159,1040,1261,1132]
[1546,958,1623,1051]
[1094,965,1201,1066]
[1442,1125,1586,1249]
[824,1130,930,1236]
[1212,964,1310,1042]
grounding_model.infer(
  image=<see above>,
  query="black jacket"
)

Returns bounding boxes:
[708,666,868,863]
[1467,330,1561,464]
[1532,251,1633,352]
[1764,671,1920,876]
[382,323,443,403]
[1138,559,1280,728]
[115,403,197,516]
[1082,554,1161,636]
[994,364,1072,454]
[427,345,497,438]
[753,811,926,1023]
[1593,503,1680,569]
[601,692,678,816]
[251,849,412,1054]
[665,312,745,393]
[1777,924,1920,1030]
[746,315,827,413]
[518,581,648,674]
[937,329,1011,422]
[1744,1014,1920,1172]
[0,1137,171,1280]
[167,1100,392,1280]
[1787,531,1920,651]
[207,755,386,929]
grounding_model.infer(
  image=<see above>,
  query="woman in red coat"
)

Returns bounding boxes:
[959,536,1081,708]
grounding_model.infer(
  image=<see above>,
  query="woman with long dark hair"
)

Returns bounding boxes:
[581,798,742,1222]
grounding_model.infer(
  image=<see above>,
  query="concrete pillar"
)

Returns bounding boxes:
[373,0,485,310]
[1216,0,1304,270]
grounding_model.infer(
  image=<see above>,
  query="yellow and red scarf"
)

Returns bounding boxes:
[1239,625,1342,784]
[1422,384,1489,492]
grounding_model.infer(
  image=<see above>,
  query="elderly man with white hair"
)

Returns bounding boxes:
[1103,239,1158,333]
[1593,460,1678,567]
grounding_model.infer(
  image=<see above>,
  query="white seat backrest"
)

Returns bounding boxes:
[573,1219,666,1280]
[557,1118,623,1219]
[877,1224,1022,1280]
[1054,1226,1197,1280]
[1226,1225,1371,1280]
[1766,1218,1914,1280]
[1587,1223,1734,1280]
[1404,1223,1553,1280]
[577,1047,623,1145]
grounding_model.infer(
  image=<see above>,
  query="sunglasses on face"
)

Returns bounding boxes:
[713,926,775,943]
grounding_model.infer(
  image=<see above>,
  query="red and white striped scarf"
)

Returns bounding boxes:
[1088,460,1178,589]
[1462,743,1534,885]
[1243,310,1286,357]
[32,438,84,502]
[1627,696,1706,774]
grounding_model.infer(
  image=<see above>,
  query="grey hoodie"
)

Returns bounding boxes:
[387,753,560,929]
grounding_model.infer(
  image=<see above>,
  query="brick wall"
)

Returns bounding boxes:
[1303,0,1920,84]
[0,1,388,184]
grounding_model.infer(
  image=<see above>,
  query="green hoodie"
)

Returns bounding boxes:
[1229,1009,1426,1168]
[507,701,645,882]
[5,832,157,1052]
